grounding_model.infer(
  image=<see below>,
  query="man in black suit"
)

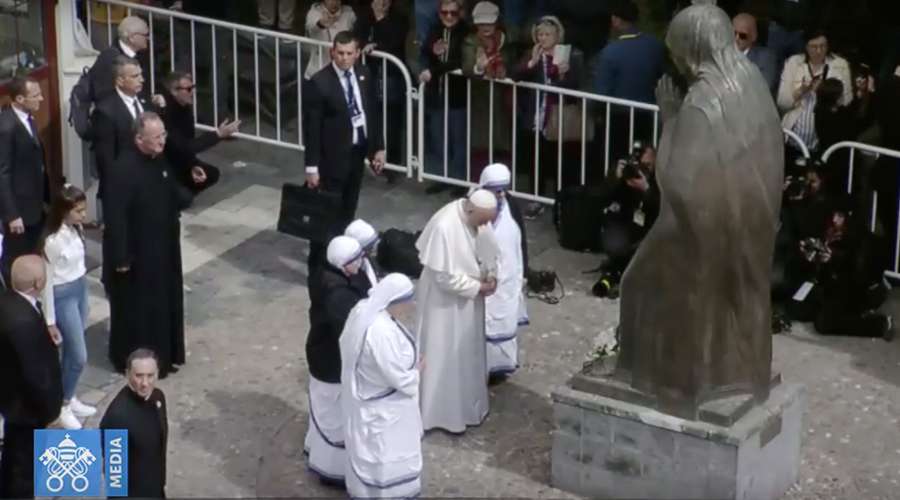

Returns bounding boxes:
[92,55,154,205]
[305,31,386,273]
[88,15,153,103]
[160,71,241,203]
[0,255,63,499]
[0,77,47,284]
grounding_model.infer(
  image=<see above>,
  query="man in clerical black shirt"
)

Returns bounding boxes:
[100,348,168,498]
[103,112,185,378]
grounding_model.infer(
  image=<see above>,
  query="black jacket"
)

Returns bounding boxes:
[0,291,62,426]
[306,265,370,383]
[160,89,221,173]
[92,93,154,193]
[421,22,469,109]
[88,43,152,103]
[305,63,383,183]
[0,107,46,226]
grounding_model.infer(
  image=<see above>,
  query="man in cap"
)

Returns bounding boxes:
[344,219,380,286]
[478,164,529,380]
[415,189,498,433]
[305,235,371,486]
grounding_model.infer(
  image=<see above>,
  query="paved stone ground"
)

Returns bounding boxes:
[68,138,900,499]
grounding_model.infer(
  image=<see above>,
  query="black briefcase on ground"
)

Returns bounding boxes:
[276,183,342,243]
[377,228,424,279]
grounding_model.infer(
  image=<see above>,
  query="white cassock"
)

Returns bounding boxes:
[415,199,490,433]
[341,274,422,499]
[484,198,528,375]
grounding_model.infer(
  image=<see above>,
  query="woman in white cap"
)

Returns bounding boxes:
[340,273,423,498]
[344,219,380,286]
[478,164,529,379]
[304,235,370,487]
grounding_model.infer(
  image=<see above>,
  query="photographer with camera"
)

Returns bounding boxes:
[591,142,660,298]
[778,196,893,341]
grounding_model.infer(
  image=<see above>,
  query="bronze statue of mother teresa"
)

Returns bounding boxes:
[616,2,784,419]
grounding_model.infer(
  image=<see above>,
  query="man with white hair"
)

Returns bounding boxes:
[479,164,529,379]
[344,219,380,286]
[415,189,498,433]
[305,235,370,486]
[89,15,154,103]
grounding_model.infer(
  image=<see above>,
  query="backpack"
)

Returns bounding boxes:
[553,185,606,252]
[68,66,95,141]
[376,229,424,279]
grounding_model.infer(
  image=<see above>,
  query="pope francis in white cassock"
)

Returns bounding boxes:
[345,219,380,287]
[478,164,529,377]
[340,273,423,499]
[415,189,499,433]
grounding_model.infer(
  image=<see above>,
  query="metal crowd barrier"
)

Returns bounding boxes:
[417,71,660,204]
[85,1,817,206]
[822,141,900,279]
[85,0,416,176]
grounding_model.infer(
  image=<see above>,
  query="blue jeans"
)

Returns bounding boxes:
[54,277,89,401]
[425,107,467,181]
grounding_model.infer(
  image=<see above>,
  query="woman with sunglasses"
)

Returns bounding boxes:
[419,0,470,193]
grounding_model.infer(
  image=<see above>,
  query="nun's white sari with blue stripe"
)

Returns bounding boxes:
[340,275,422,499]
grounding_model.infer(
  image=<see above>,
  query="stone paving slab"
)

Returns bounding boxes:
[67,139,900,499]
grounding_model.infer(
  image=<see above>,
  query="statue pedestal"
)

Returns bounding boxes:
[550,364,805,499]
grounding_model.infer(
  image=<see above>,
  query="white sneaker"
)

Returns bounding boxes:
[59,406,82,430]
[70,397,97,418]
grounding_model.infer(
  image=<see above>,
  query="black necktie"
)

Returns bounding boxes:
[344,70,365,144]
[132,99,142,121]
[35,299,43,315]
[27,114,37,139]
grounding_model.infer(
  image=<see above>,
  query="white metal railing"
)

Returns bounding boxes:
[418,70,812,204]
[783,128,811,160]
[83,0,416,176]
[417,71,659,204]
[822,141,900,279]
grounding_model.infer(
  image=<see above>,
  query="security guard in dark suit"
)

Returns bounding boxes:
[0,78,48,284]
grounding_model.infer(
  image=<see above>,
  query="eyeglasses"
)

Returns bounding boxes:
[735,31,749,41]
[176,85,195,92]
[135,32,150,38]
[440,9,460,16]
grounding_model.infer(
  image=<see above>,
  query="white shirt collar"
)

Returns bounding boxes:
[15,290,37,310]
[119,40,137,58]
[333,62,355,79]
[117,87,139,107]
[10,104,32,133]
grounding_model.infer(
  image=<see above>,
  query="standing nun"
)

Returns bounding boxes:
[305,236,370,486]
[340,273,423,499]
[345,219,380,286]
[478,163,529,378]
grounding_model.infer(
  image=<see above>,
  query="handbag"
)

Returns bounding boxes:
[543,103,596,143]
[276,182,343,243]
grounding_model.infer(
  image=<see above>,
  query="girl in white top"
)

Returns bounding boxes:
[39,185,96,430]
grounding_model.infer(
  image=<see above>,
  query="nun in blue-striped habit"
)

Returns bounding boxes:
[340,273,423,499]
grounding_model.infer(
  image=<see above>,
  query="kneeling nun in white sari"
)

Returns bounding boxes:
[341,273,423,499]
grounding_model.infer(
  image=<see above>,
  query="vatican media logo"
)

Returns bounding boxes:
[34,429,128,497]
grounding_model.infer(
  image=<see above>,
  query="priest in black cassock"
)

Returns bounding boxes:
[102,112,184,378]
[100,348,168,498]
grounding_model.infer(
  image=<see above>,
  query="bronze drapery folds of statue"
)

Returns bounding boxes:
[616,3,784,419]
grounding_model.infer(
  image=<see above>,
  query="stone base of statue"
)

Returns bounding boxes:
[550,357,805,499]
